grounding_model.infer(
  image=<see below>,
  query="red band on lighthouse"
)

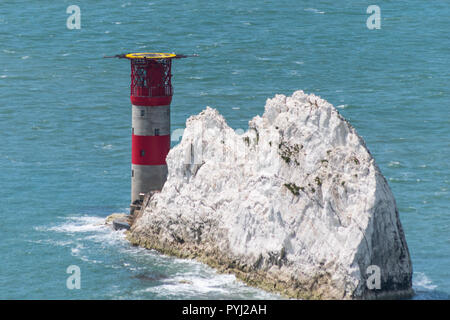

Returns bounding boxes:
[132,134,170,165]
[130,95,172,107]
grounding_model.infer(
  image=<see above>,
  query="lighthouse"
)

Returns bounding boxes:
[108,52,188,209]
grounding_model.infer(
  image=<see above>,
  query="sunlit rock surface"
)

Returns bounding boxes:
[128,90,413,299]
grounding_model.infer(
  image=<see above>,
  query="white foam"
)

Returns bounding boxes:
[71,243,84,255]
[84,228,127,245]
[148,274,234,295]
[129,254,280,298]
[388,161,401,167]
[304,8,325,14]
[26,239,74,247]
[47,216,107,233]
[135,268,278,299]
[37,214,281,299]
[413,272,437,290]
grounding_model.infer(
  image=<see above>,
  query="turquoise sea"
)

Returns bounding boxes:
[0,1,448,299]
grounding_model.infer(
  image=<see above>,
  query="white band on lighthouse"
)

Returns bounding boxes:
[131,105,171,136]
[131,164,168,203]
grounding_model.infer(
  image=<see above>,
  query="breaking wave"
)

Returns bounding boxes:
[35,214,280,299]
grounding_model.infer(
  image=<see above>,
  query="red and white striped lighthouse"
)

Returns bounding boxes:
[110,52,187,207]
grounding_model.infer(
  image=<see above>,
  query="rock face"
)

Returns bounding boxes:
[128,90,413,299]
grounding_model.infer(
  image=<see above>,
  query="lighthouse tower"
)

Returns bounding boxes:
[115,52,186,208]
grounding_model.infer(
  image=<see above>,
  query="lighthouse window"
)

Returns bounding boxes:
[154,128,160,136]
[131,170,134,177]
[140,109,145,117]
[140,150,145,157]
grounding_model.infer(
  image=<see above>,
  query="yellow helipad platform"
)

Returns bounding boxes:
[125,52,177,59]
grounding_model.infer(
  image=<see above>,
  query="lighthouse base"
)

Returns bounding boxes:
[131,164,168,204]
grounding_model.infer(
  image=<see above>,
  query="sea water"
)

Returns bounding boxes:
[0,0,448,299]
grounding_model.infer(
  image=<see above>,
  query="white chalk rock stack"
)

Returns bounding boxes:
[129,90,413,299]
